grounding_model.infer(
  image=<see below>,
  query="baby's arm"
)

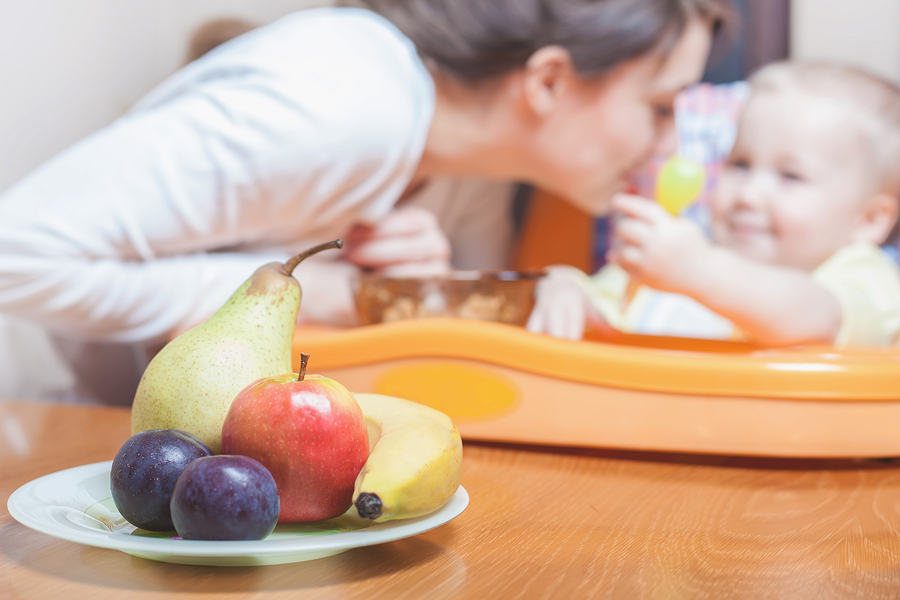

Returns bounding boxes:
[526,266,601,340]
[609,195,842,347]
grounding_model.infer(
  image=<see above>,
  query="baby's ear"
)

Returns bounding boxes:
[853,192,900,245]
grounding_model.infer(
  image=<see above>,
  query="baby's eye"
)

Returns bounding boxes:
[727,158,750,170]
[780,170,804,182]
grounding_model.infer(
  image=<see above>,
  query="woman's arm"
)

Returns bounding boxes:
[0,93,288,343]
[0,11,434,343]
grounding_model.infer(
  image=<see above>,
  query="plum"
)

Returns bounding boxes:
[170,455,279,541]
[110,429,212,531]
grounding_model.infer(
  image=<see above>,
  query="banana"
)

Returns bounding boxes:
[351,393,463,523]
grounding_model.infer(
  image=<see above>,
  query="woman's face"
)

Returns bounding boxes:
[530,18,713,216]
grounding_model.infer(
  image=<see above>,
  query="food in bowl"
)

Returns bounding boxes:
[352,270,545,326]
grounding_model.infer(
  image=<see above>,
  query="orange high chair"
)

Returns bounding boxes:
[294,190,900,459]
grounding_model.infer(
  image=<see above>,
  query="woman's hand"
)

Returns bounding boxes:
[344,207,451,277]
[526,266,603,341]
[607,194,713,296]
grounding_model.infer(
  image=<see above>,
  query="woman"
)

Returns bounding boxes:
[0,0,732,402]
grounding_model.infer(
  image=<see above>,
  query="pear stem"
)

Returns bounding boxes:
[281,239,343,276]
[298,353,310,382]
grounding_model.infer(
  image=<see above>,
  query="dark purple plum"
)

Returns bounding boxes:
[170,455,280,541]
[110,429,213,531]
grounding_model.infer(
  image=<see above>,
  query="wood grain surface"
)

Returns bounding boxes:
[3,399,900,599]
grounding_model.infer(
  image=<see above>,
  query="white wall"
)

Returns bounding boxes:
[0,0,330,193]
[791,0,900,83]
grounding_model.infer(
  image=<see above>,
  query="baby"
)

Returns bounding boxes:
[528,61,900,347]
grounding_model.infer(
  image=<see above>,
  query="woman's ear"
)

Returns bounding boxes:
[522,46,575,117]
[853,192,900,245]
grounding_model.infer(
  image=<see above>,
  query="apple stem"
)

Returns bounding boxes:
[281,239,343,276]
[298,353,309,382]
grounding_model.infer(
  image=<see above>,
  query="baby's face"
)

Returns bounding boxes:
[711,89,875,270]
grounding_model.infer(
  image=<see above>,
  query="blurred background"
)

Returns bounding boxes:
[1,0,899,400]
[4,0,900,194]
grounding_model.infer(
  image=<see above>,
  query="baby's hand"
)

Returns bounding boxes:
[607,194,712,295]
[526,266,602,341]
[344,207,451,277]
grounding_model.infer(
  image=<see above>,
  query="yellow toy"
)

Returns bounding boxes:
[655,155,706,215]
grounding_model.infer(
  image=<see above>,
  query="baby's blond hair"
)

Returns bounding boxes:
[749,61,900,197]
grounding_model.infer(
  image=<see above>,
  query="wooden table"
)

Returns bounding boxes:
[3,399,900,599]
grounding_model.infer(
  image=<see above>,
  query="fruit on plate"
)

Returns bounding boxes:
[110,429,212,531]
[352,393,463,523]
[170,455,280,541]
[221,353,370,523]
[131,239,343,453]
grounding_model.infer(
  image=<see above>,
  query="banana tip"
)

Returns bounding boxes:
[355,493,383,520]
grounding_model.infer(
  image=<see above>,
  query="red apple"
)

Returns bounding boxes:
[220,354,369,523]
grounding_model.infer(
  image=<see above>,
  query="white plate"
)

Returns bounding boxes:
[7,460,468,566]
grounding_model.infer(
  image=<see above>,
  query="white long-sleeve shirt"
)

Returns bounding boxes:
[0,7,439,344]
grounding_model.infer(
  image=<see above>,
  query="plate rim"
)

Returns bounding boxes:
[7,460,468,559]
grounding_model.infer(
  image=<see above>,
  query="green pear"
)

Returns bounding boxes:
[131,239,342,453]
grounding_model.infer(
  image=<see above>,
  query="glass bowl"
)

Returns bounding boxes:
[352,270,545,327]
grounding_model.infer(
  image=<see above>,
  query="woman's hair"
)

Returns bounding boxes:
[185,18,258,64]
[347,0,735,81]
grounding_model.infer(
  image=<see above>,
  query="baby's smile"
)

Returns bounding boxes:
[728,219,770,239]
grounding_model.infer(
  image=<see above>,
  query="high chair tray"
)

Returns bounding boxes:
[292,319,900,458]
